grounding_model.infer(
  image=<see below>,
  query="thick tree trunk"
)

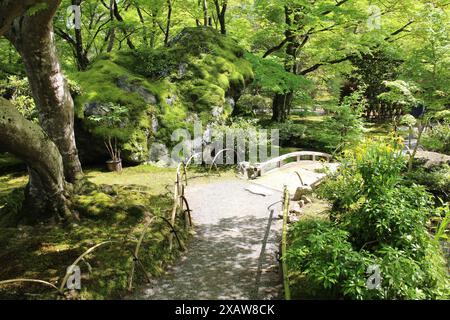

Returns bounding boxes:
[0,99,73,224]
[5,1,83,182]
[0,0,46,36]
[272,92,293,122]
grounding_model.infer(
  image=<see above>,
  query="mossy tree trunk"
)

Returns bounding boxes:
[0,99,74,224]
[5,0,83,183]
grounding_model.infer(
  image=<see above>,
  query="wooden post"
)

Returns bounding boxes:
[169,181,178,251]
[282,186,291,300]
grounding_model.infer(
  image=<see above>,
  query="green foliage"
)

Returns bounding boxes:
[244,52,310,95]
[378,80,420,113]
[274,120,307,147]
[401,4,449,112]
[400,114,417,127]
[133,47,180,79]
[405,163,450,202]
[87,103,130,140]
[287,219,374,299]
[319,90,366,151]
[234,94,272,116]
[0,76,37,122]
[421,124,450,155]
[434,204,450,244]
[293,140,450,299]
[210,117,267,162]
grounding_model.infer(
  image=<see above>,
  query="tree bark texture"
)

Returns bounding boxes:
[5,0,83,182]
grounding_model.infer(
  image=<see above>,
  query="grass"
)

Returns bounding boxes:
[0,164,198,300]
[0,163,240,299]
[364,122,395,139]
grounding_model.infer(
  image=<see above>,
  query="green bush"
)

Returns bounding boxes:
[273,120,307,147]
[406,163,450,202]
[421,124,450,154]
[234,94,272,116]
[289,139,450,299]
[318,90,366,152]
[133,47,180,79]
[210,118,266,162]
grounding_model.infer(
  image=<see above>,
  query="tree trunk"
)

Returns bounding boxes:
[271,7,300,122]
[73,0,89,71]
[107,0,116,52]
[272,92,293,122]
[213,0,227,35]
[5,0,83,182]
[202,0,208,26]
[164,0,172,46]
[135,3,148,46]
[0,98,73,224]
[111,0,135,50]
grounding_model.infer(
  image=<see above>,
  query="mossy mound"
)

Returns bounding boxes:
[72,27,254,165]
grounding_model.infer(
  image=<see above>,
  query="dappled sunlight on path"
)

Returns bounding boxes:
[133,179,283,300]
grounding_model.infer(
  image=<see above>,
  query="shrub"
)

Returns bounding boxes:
[133,47,180,79]
[317,90,366,152]
[209,118,268,162]
[234,94,272,116]
[272,120,307,147]
[290,139,450,299]
[421,124,450,154]
[287,219,376,299]
[405,163,450,202]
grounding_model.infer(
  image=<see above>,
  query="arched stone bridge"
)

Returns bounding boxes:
[242,151,339,196]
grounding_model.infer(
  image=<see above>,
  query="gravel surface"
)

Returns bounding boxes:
[133,178,284,300]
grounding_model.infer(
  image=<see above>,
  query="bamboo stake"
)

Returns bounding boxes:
[281,186,291,300]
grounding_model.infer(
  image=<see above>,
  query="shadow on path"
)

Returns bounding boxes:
[133,179,283,300]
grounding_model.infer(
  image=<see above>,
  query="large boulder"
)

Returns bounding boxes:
[72,27,254,165]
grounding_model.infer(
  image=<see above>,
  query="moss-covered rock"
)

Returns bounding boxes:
[72,27,254,165]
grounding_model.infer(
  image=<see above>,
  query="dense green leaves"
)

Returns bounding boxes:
[288,140,450,299]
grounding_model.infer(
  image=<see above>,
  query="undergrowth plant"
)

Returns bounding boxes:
[88,103,129,162]
[288,139,450,299]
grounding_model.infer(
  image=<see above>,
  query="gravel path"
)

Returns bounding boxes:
[133,178,284,300]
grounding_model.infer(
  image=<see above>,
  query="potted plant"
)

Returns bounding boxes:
[88,103,129,172]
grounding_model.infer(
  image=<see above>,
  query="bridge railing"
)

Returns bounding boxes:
[255,151,333,176]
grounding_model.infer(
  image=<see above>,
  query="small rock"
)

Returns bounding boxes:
[298,200,305,208]
[289,202,302,214]
[178,63,188,77]
[301,196,312,204]
[293,186,313,201]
